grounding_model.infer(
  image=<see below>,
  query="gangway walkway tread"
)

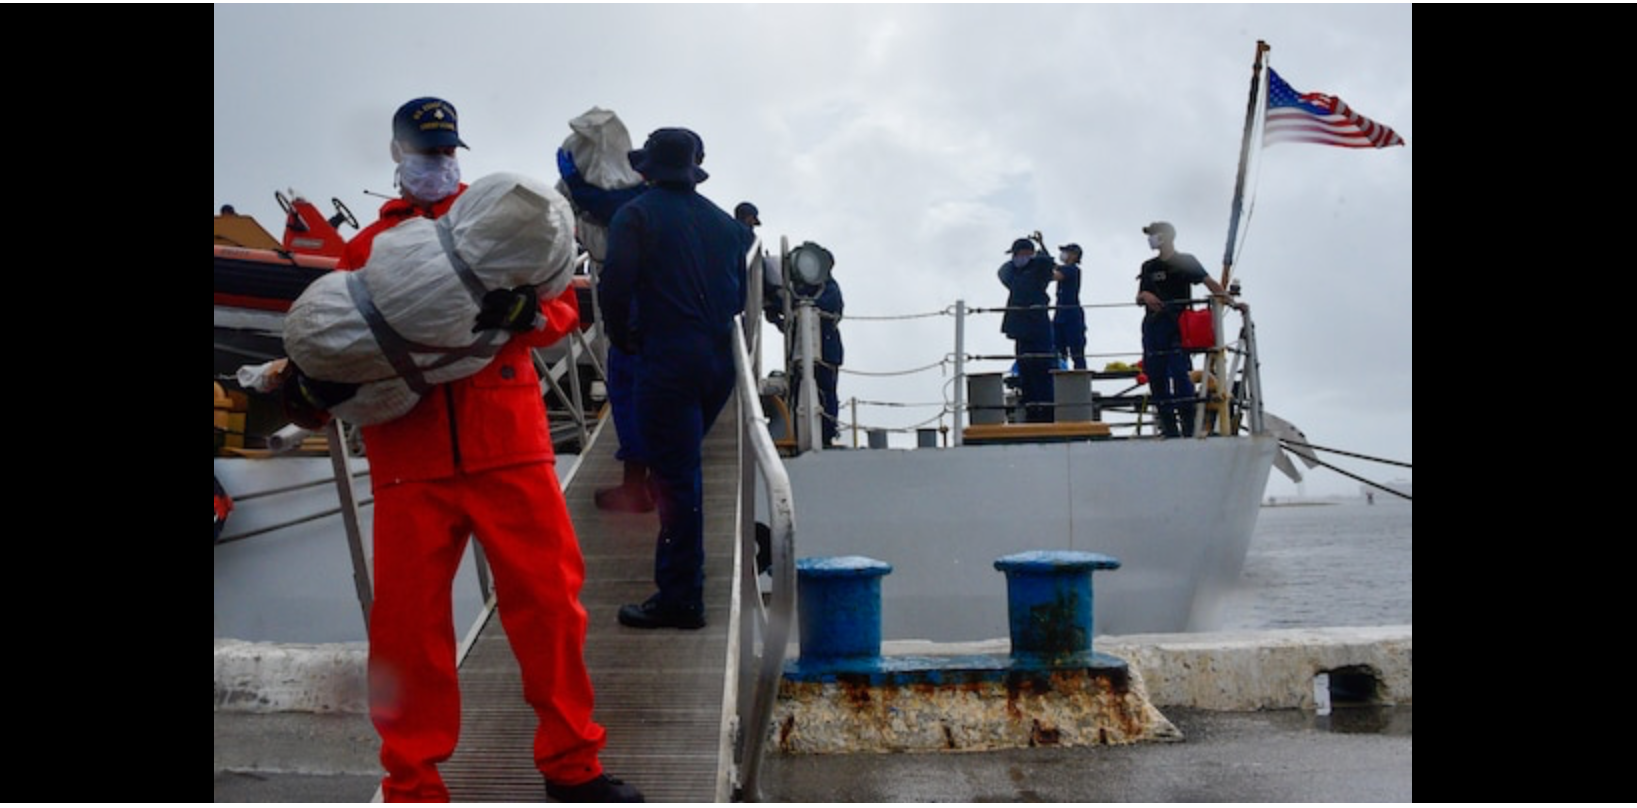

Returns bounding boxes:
[440,392,743,803]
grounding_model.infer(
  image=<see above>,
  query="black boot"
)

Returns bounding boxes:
[545,773,645,802]
[595,461,655,513]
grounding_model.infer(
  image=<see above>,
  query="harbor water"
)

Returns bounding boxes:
[1210,494,1412,632]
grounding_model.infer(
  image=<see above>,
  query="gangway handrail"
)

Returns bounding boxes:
[730,297,796,798]
[531,257,605,454]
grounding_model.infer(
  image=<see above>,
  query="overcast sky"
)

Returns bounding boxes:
[215,3,1411,498]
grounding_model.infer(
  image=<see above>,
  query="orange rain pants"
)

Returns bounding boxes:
[368,462,605,801]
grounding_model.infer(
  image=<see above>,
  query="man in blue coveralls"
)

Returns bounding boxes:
[998,236,1057,423]
[600,128,751,629]
[1052,243,1088,370]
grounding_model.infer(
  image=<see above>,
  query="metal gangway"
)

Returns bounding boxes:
[436,347,791,801]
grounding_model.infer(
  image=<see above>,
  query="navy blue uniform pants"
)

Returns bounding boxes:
[1141,313,1196,437]
[636,331,736,609]
[606,345,647,464]
[1016,334,1056,423]
[1054,315,1087,370]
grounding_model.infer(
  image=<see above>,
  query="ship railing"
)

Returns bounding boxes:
[730,238,796,802]
[954,297,1264,441]
[763,288,1264,448]
[531,251,606,455]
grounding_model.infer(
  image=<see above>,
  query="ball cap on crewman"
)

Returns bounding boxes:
[1007,237,1036,254]
[629,127,709,184]
[393,97,469,150]
[1058,243,1082,256]
[1142,221,1176,240]
[735,201,760,225]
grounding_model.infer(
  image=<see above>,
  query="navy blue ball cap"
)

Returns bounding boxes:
[735,201,760,225]
[1007,237,1035,254]
[393,97,469,150]
[1058,243,1082,255]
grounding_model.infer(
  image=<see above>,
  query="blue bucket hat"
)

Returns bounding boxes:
[393,97,469,150]
[628,127,708,184]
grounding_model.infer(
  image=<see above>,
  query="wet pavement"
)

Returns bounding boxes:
[755,705,1411,802]
[213,705,1411,802]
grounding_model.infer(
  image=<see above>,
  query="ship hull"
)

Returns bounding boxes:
[781,434,1278,640]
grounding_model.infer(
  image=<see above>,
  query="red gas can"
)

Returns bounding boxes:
[1178,308,1215,349]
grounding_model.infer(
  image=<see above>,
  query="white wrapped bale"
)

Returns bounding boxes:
[555,107,644,263]
[283,171,576,425]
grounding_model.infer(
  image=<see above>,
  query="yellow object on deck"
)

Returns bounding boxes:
[215,212,282,251]
[215,382,248,451]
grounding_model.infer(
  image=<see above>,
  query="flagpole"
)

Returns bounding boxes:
[1221,39,1270,288]
[1207,39,1269,440]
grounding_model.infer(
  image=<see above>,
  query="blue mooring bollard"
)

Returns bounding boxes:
[993,550,1121,663]
[795,555,893,662]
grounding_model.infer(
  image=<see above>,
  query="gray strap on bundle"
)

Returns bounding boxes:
[438,219,492,304]
[345,272,507,396]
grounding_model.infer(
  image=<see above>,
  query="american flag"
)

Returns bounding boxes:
[1262,67,1405,149]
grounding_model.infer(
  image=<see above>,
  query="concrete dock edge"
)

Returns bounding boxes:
[215,638,370,714]
[1095,625,1412,711]
[215,625,1410,718]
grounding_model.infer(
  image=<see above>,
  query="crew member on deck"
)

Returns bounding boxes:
[998,235,1057,423]
[1135,220,1245,438]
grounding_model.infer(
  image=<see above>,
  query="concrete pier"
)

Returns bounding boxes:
[215,625,1412,801]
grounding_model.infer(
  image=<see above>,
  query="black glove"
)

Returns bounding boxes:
[281,368,357,429]
[473,285,541,333]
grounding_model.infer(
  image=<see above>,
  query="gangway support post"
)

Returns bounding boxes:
[796,301,821,453]
[326,419,373,630]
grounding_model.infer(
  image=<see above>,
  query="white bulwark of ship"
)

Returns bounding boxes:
[783,434,1278,641]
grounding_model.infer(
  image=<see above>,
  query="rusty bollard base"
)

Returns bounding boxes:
[773,651,1182,754]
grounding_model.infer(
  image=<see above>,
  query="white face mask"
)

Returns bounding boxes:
[397,152,461,202]
[1147,234,1163,250]
[1012,255,1031,268]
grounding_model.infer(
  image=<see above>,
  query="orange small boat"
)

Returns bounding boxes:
[214,192,356,378]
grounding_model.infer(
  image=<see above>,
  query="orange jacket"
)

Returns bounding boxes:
[338,189,578,486]
[336,190,464,271]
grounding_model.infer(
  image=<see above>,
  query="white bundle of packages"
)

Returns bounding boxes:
[283,171,576,425]
[555,107,644,263]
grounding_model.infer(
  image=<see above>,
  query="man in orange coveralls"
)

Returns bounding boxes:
[291,97,642,803]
